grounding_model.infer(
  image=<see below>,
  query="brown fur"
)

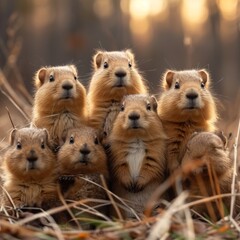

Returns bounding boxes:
[32,65,87,147]
[58,127,108,202]
[181,131,239,219]
[87,50,148,136]
[1,128,58,209]
[158,69,218,174]
[108,94,166,218]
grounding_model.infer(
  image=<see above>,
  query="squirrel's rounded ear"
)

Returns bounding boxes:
[42,128,50,142]
[215,130,228,149]
[69,65,78,75]
[198,69,210,85]
[162,70,175,90]
[125,49,135,64]
[150,95,158,112]
[93,51,104,70]
[35,68,47,88]
[9,129,17,145]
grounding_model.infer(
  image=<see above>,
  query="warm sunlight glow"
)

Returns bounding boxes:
[149,0,167,16]
[181,0,208,28]
[218,0,238,21]
[129,0,166,20]
[130,0,151,20]
[93,0,113,19]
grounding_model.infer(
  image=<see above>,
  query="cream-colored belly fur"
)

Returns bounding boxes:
[126,140,145,180]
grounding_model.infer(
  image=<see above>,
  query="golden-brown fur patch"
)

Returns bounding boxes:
[108,94,166,218]
[87,50,148,135]
[181,131,239,220]
[32,65,87,147]
[1,128,58,209]
[158,69,218,174]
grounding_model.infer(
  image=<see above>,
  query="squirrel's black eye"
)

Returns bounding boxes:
[103,62,109,69]
[49,75,54,82]
[41,142,45,149]
[175,82,180,89]
[74,76,77,80]
[146,103,151,111]
[69,136,74,144]
[201,82,205,89]
[120,105,125,111]
[128,62,132,68]
[94,136,99,145]
[16,142,22,150]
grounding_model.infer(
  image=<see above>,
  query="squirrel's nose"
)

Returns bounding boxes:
[27,150,38,162]
[128,113,140,121]
[115,71,126,78]
[62,83,73,90]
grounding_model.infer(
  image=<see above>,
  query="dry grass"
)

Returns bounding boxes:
[0,18,240,240]
[1,187,240,240]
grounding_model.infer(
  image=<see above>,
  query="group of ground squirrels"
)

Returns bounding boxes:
[0,49,239,224]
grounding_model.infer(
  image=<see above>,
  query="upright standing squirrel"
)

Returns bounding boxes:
[1,127,58,210]
[58,127,108,203]
[181,131,239,220]
[108,94,166,218]
[32,65,87,148]
[87,50,148,136]
[158,69,218,174]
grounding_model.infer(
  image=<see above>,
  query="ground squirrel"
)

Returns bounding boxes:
[32,65,87,148]
[158,69,218,174]
[1,127,58,210]
[108,94,166,218]
[58,127,108,204]
[87,50,148,137]
[181,131,239,220]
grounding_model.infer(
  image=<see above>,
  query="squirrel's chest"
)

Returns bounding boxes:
[126,140,145,179]
[52,112,78,135]
[19,183,43,206]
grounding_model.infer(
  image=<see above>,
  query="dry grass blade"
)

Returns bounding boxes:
[5,106,15,129]
[57,184,82,229]
[64,198,111,221]
[147,191,189,240]
[0,185,17,212]
[174,192,240,213]
[1,88,30,122]
[144,159,203,217]
[100,174,123,221]
[0,219,39,238]
[183,203,195,240]
[195,172,217,221]
[16,198,107,226]
[229,116,240,232]
[78,175,141,221]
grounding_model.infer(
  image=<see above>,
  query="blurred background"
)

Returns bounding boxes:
[0,0,239,147]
